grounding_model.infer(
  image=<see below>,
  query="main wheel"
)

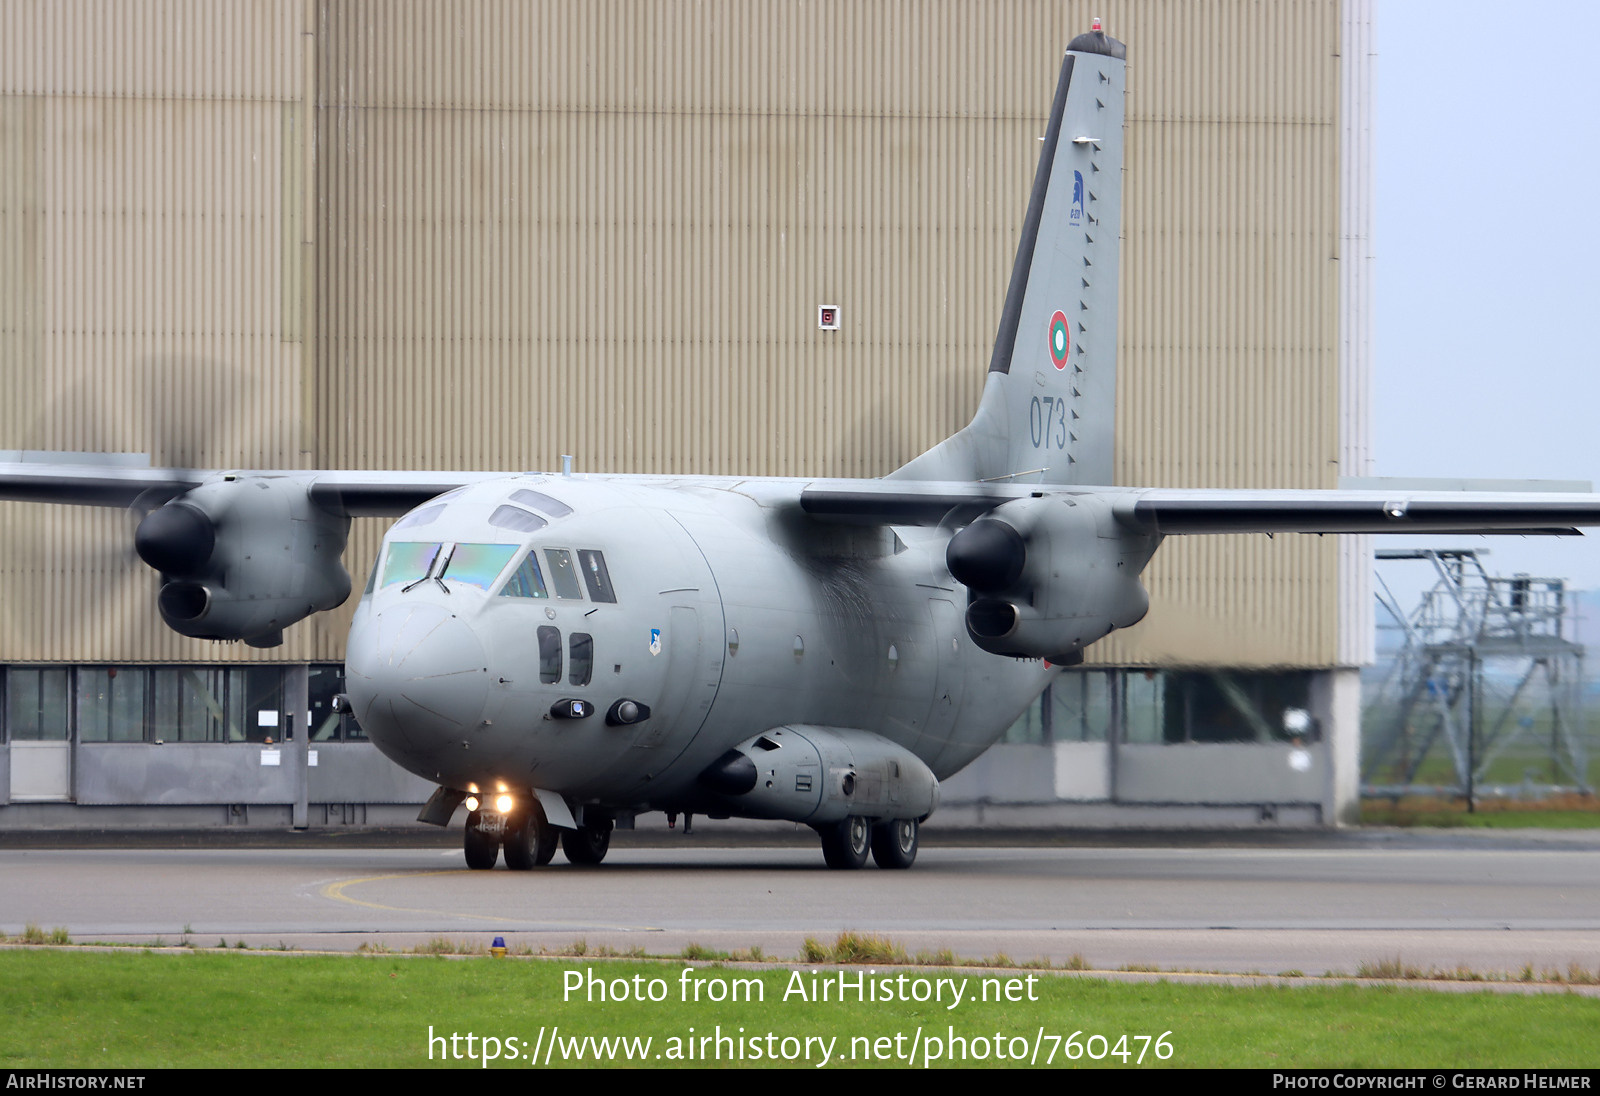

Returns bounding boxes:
[870,818,919,870]
[502,800,559,870]
[818,815,870,870]
[561,819,613,865]
[463,810,499,870]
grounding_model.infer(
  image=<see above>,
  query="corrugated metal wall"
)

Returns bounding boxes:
[0,0,328,662]
[0,0,1346,668]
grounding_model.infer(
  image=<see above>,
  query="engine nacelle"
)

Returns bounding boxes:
[135,475,352,647]
[697,726,939,824]
[945,494,1157,662]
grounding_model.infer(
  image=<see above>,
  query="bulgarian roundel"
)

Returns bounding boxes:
[1048,310,1070,371]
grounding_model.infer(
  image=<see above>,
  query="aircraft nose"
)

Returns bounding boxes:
[345,602,491,754]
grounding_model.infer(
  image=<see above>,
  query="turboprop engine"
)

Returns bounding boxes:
[133,475,352,647]
[944,494,1157,663]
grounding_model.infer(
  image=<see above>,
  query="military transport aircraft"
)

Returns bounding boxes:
[6,26,1600,870]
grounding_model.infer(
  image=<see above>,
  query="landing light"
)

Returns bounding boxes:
[464,795,480,812]
[496,794,514,813]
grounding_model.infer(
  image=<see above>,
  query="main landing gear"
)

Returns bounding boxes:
[814,816,920,870]
[463,800,614,870]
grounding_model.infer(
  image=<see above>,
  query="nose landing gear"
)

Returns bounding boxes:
[464,798,558,870]
[464,798,614,869]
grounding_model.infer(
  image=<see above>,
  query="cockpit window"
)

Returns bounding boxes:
[543,549,583,599]
[577,549,617,603]
[381,542,441,587]
[489,505,547,533]
[512,489,574,518]
[438,543,519,590]
[499,551,550,599]
[392,503,446,531]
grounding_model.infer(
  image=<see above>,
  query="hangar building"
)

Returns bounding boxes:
[0,0,1374,829]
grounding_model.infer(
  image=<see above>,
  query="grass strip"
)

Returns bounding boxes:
[2,948,1597,1068]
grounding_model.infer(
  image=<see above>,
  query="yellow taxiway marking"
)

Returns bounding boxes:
[318,871,656,931]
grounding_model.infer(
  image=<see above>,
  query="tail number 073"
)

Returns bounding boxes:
[1029,395,1069,450]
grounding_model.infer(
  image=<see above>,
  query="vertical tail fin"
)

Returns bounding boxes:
[893,28,1126,486]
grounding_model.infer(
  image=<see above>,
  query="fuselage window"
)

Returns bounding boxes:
[381,542,441,588]
[543,549,584,600]
[569,632,593,686]
[489,505,547,534]
[577,549,617,603]
[538,626,562,684]
[512,489,574,518]
[500,551,550,598]
[439,543,519,591]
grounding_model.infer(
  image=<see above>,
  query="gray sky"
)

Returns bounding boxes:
[1374,0,1600,598]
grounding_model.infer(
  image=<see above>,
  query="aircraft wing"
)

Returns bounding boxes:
[798,481,1600,536]
[0,462,505,516]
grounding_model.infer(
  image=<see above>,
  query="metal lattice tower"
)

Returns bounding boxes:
[1362,549,1591,800]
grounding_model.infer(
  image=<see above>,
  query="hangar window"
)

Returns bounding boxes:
[1003,671,1112,744]
[147,668,241,742]
[1159,671,1314,744]
[543,549,584,600]
[2,665,366,745]
[500,552,550,599]
[538,626,562,684]
[310,664,365,741]
[1003,670,1315,746]
[77,668,148,743]
[577,550,616,603]
[1119,670,1315,745]
[4,668,70,741]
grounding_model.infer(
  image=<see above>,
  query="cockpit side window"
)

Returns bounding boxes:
[543,549,584,600]
[569,632,593,686]
[381,542,441,587]
[577,550,617,603]
[500,551,550,598]
[538,626,562,684]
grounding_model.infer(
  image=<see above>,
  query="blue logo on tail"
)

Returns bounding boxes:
[1069,170,1085,227]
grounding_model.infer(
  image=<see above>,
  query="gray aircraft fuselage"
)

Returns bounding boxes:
[346,475,1054,816]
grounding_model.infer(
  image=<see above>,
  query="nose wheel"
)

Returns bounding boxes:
[502,799,560,870]
[464,810,499,870]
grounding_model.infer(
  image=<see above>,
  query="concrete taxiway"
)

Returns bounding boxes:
[3,828,1598,979]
